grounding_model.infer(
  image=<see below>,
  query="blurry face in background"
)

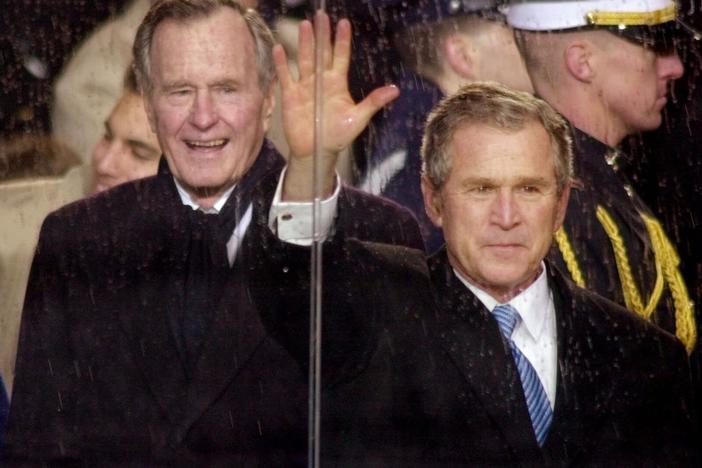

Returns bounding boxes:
[471,21,533,93]
[91,91,161,194]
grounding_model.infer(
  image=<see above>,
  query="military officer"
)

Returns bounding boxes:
[507,0,699,354]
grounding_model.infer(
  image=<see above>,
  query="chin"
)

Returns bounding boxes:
[634,113,663,132]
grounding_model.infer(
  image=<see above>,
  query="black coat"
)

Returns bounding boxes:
[271,239,697,466]
[1,141,423,466]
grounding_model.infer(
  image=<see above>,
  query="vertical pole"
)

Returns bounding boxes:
[308,3,326,468]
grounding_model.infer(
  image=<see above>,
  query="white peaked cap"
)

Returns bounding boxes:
[505,0,677,31]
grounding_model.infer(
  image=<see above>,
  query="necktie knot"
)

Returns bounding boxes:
[491,304,520,340]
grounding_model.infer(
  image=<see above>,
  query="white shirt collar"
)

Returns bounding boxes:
[453,263,552,342]
[173,177,236,214]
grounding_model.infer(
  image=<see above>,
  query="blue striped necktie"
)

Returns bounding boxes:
[491,304,553,447]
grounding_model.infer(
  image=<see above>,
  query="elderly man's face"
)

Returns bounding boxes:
[595,32,683,135]
[92,91,161,194]
[144,8,274,205]
[424,121,569,300]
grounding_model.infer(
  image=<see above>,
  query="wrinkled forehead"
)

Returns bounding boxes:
[148,9,257,83]
[447,121,556,174]
[150,8,246,54]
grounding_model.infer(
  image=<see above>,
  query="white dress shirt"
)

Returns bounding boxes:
[454,265,558,409]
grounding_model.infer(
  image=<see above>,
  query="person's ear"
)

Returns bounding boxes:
[261,80,276,133]
[443,33,475,80]
[564,41,595,83]
[422,175,444,228]
[142,92,158,134]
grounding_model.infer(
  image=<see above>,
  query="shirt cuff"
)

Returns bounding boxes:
[268,166,340,245]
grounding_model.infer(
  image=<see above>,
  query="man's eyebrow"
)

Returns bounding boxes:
[161,80,192,90]
[515,176,551,186]
[459,176,496,187]
[210,79,240,88]
[458,175,552,187]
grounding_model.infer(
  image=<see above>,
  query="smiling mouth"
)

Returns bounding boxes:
[184,139,228,150]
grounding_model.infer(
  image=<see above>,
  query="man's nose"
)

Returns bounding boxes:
[94,139,123,177]
[189,90,218,129]
[659,51,684,81]
[491,190,520,229]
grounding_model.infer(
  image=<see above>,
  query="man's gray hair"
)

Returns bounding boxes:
[421,81,573,193]
[133,0,275,94]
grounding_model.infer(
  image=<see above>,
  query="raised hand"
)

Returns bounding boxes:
[273,10,399,200]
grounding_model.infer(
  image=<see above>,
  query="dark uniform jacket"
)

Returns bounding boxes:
[549,127,696,354]
[1,140,423,466]
[357,69,445,252]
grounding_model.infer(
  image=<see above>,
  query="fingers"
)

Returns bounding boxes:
[297,19,314,80]
[333,18,352,77]
[272,44,292,91]
[354,85,400,125]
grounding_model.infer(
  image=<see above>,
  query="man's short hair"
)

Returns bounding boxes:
[421,81,573,193]
[133,0,275,94]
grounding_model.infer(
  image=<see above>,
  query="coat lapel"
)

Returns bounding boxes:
[115,172,191,426]
[428,249,541,459]
[114,146,286,445]
[166,165,284,444]
[544,264,615,461]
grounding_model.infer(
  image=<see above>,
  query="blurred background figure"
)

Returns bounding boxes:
[0,136,83,396]
[91,65,160,194]
[0,1,128,140]
[51,0,152,164]
[0,136,81,182]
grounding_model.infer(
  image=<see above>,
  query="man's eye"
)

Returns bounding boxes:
[471,186,493,194]
[170,89,191,97]
[519,185,546,196]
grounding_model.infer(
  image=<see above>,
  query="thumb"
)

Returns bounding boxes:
[354,84,400,125]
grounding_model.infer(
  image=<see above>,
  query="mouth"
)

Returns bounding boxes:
[655,95,668,108]
[184,138,229,151]
[485,243,524,254]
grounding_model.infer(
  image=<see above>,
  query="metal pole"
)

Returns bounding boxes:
[308,3,326,467]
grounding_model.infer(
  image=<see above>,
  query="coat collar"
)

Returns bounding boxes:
[427,248,542,460]
[428,249,616,462]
